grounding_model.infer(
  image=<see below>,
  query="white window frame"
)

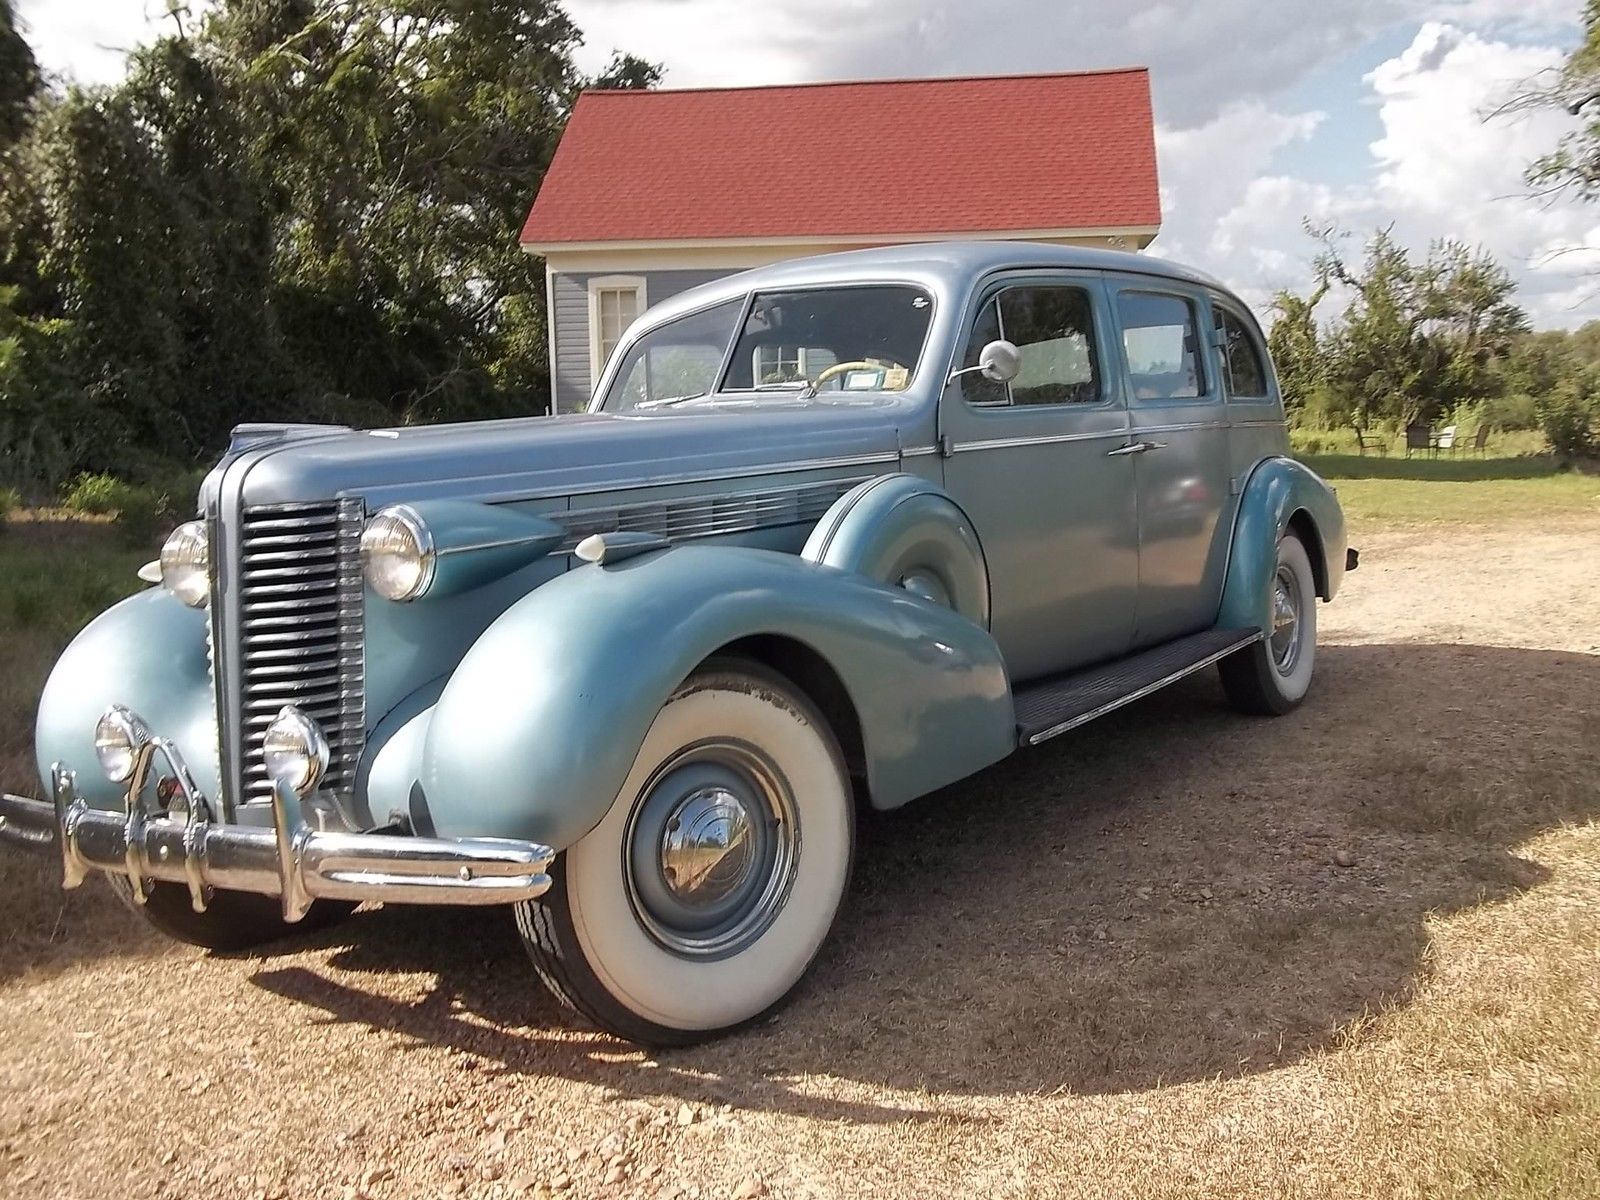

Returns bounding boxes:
[753,344,814,384]
[587,275,647,385]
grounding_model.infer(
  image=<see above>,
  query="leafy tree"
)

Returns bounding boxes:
[1267,279,1329,415]
[1271,227,1528,432]
[0,0,39,149]
[0,0,661,492]
[1519,1,1600,207]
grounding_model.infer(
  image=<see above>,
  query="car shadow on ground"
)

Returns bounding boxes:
[243,641,1600,1121]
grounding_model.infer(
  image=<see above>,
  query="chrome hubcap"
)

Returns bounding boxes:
[659,787,757,906]
[624,742,799,959]
[1270,564,1302,675]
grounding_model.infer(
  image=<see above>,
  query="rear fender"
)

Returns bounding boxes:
[1218,456,1349,635]
[415,545,1014,848]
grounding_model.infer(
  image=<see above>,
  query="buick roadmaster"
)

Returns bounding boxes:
[0,243,1353,1044]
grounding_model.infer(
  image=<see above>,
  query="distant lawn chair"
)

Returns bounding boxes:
[1435,424,1458,454]
[1404,423,1437,458]
[1355,429,1388,456]
[1466,424,1491,455]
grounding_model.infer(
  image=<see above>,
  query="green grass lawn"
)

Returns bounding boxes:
[1302,454,1600,526]
[0,517,145,796]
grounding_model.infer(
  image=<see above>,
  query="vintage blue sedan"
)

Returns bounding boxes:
[1,242,1352,1043]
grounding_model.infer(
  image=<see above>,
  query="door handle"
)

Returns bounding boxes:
[1107,442,1149,456]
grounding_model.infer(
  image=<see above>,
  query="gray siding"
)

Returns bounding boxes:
[551,269,733,412]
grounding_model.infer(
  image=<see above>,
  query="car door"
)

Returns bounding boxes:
[940,272,1138,683]
[1109,280,1235,647]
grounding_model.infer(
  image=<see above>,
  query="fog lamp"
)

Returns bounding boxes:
[94,705,152,784]
[262,706,330,797]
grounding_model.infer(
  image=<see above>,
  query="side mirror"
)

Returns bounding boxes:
[947,340,1022,387]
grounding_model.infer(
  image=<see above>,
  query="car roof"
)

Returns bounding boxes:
[636,240,1245,328]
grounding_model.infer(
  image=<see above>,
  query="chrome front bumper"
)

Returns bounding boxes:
[0,738,553,921]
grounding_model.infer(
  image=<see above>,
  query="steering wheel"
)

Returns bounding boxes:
[810,361,887,392]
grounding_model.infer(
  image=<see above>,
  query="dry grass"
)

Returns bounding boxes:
[0,510,1596,1199]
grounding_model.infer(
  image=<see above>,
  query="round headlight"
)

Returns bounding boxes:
[360,505,434,601]
[262,706,330,796]
[95,706,152,784]
[159,520,210,608]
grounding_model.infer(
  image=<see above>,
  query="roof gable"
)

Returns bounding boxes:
[522,70,1161,248]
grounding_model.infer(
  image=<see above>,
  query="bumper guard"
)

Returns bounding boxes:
[0,738,553,921]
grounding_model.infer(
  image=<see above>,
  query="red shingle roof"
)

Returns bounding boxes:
[521,70,1161,247]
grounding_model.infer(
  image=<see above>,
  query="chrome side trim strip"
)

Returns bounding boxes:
[472,451,902,505]
[1227,418,1286,429]
[1129,420,1230,435]
[951,428,1129,454]
[1025,631,1264,746]
[435,531,566,558]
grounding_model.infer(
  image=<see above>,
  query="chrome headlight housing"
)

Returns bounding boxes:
[360,505,434,601]
[263,706,330,797]
[94,705,152,784]
[159,520,210,608]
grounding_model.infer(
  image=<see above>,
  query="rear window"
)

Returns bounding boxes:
[1216,306,1270,399]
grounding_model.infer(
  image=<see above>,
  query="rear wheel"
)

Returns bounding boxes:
[1219,532,1318,716]
[516,659,854,1046]
[108,877,355,952]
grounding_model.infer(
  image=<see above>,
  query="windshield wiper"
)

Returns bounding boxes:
[633,392,708,410]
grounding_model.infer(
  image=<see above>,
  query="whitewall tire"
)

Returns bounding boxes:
[1219,532,1318,715]
[516,659,854,1045]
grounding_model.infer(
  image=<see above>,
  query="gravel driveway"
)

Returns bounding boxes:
[3,518,1597,1200]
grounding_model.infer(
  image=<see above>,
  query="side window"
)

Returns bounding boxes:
[604,298,743,410]
[958,284,1101,407]
[1215,306,1269,399]
[1118,291,1206,400]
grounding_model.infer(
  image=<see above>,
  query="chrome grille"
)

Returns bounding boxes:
[236,500,365,804]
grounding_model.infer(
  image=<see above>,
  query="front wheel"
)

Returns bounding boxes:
[1219,532,1318,716]
[516,659,854,1046]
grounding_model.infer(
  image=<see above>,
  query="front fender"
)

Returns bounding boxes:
[415,545,1014,848]
[1217,456,1348,634]
[34,588,218,809]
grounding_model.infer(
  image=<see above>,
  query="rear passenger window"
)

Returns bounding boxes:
[959,285,1100,407]
[1215,306,1269,399]
[1118,292,1205,400]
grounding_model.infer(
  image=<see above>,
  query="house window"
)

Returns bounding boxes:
[588,276,647,383]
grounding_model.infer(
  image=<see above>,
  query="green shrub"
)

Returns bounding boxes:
[1484,392,1541,431]
[61,472,139,516]
[1536,383,1600,462]
[60,473,174,547]
[0,485,20,535]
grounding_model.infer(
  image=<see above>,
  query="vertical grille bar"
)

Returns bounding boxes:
[234,500,365,805]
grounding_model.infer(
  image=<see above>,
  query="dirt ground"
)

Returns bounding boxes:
[2,518,1597,1200]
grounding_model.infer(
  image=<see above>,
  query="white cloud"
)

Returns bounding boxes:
[1154,22,1597,327]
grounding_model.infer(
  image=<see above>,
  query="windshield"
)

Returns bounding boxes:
[601,286,934,412]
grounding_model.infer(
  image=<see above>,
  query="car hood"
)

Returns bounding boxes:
[211,404,914,510]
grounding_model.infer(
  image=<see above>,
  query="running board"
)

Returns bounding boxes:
[1014,627,1263,746]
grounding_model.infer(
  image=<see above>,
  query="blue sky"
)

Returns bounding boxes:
[15,0,1599,327]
